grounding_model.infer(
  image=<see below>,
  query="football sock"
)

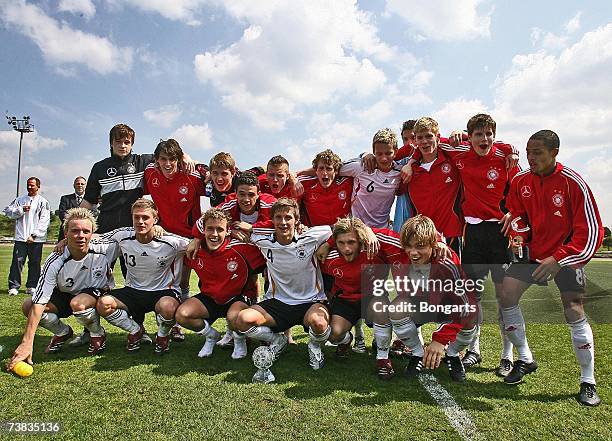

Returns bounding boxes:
[373,323,392,360]
[447,326,478,357]
[337,331,352,346]
[308,325,331,347]
[40,312,70,336]
[501,305,533,363]
[354,319,365,340]
[222,321,233,340]
[499,308,514,361]
[156,313,176,337]
[569,317,596,385]
[105,309,140,334]
[467,300,483,353]
[73,307,104,337]
[232,331,247,359]
[390,317,423,357]
[245,326,275,343]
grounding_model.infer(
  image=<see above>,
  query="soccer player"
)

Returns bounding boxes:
[7,208,116,368]
[392,120,417,233]
[4,177,51,296]
[196,152,265,208]
[176,208,266,359]
[403,114,519,375]
[383,215,478,382]
[502,130,604,406]
[320,217,389,359]
[96,199,190,354]
[258,155,302,199]
[297,149,353,227]
[235,198,332,370]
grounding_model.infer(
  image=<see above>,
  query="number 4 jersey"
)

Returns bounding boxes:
[100,228,190,292]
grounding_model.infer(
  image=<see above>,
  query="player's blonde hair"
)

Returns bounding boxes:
[201,207,231,228]
[270,197,300,222]
[312,149,342,172]
[399,215,437,248]
[63,207,97,233]
[372,128,398,150]
[332,217,369,249]
[413,117,440,135]
[209,152,236,171]
[131,198,158,219]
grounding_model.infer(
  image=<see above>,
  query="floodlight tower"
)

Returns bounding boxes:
[6,114,34,198]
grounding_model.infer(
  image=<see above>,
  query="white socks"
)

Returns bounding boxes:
[245,326,276,343]
[390,318,423,357]
[501,305,533,363]
[73,307,104,337]
[40,312,70,336]
[156,313,176,337]
[105,309,140,334]
[447,326,478,357]
[569,318,596,384]
[373,323,392,359]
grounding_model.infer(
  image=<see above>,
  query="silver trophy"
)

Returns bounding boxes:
[252,346,275,384]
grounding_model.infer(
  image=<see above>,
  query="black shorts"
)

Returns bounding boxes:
[48,287,107,318]
[110,286,180,324]
[194,293,252,325]
[505,262,586,293]
[446,236,463,258]
[257,298,328,333]
[329,297,362,326]
[462,221,509,283]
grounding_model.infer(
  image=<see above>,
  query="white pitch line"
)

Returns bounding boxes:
[419,373,484,441]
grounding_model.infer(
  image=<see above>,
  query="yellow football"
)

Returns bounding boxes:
[12,361,34,378]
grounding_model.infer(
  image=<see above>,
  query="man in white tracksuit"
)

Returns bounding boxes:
[3,177,50,296]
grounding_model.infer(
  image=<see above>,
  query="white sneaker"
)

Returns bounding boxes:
[198,328,221,358]
[25,287,36,296]
[216,329,234,348]
[308,341,325,370]
[231,336,248,359]
[8,288,18,296]
[269,333,288,360]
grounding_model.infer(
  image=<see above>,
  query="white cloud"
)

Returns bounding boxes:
[143,105,183,128]
[194,0,398,129]
[0,130,66,154]
[170,124,213,151]
[530,28,568,51]
[386,0,491,41]
[565,11,582,34]
[0,0,133,75]
[58,0,96,20]
[109,0,207,26]
[431,98,490,134]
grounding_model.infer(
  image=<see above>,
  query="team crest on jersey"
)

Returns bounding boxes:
[552,193,564,207]
[338,190,347,200]
[196,258,204,269]
[152,177,160,188]
[487,168,499,181]
[127,163,136,174]
[521,185,532,198]
[179,185,189,195]
[227,260,238,272]
[456,160,464,170]
[333,268,343,278]
[94,270,103,279]
[157,256,168,268]
[296,246,307,260]
[309,194,317,201]
[441,163,451,174]
[107,167,117,177]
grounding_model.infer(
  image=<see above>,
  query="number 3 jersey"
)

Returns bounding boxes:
[32,240,117,305]
[251,225,332,305]
[100,228,190,292]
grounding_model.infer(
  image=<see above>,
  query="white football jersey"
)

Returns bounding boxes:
[32,240,117,305]
[251,225,332,305]
[340,159,402,228]
[100,228,190,292]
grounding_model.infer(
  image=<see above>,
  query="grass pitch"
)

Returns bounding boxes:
[0,245,610,440]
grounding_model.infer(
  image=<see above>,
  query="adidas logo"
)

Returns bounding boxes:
[487,183,495,189]
[141,252,148,256]
[554,210,562,217]
[80,265,88,271]
[383,179,389,183]
[505,326,517,332]
[578,343,592,350]
[230,273,239,280]
[445,177,452,183]
[180,197,187,202]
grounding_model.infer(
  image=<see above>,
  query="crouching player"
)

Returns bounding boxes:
[97,199,190,354]
[375,215,478,382]
[321,218,389,359]
[501,130,603,406]
[235,198,332,370]
[8,208,116,368]
[177,208,266,359]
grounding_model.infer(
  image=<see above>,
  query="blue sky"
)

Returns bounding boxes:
[1,0,611,226]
